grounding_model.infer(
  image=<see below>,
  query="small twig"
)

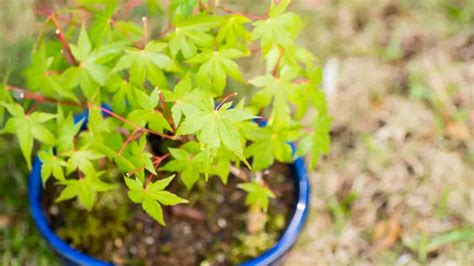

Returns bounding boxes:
[5,85,83,108]
[49,13,79,66]
[77,168,84,180]
[215,92,237,110]
[145,153,170,187]
[92,105,176,140]
[171,205,205,222]
[141,16,149,46]
[118,128,141,156]
[159,20,174,37]
[110,19,141,48]
[293,78,309,85]
[126,166,145,177]
[229,165,248,181]
[26,101,41,115]
[217,6,267,20]
[272,47,285,77]
[198,0,208,12]
[158,91,176,131]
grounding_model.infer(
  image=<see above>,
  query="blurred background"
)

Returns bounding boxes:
[0,0,473,265]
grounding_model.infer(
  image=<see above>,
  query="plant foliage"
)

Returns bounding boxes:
[0,0,330,225]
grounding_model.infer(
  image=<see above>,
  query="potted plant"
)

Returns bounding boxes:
[0,0,330,265]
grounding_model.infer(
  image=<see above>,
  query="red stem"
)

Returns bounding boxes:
[145,153,170,188]
[5,85,83,108]
[294,78,309,84]
[118,128,141,156]
[92,105,176,140]
[49,13,79,66]
[215,92,237,110]
[77,169,84,180]
[158,91,176,131]
[273,47,285,78]
[218,6,267,20]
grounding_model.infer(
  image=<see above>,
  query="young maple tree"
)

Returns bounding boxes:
[0,0,330,225]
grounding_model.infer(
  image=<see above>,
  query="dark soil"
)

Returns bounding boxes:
[43,162,296,265]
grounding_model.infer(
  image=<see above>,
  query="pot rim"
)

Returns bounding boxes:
[28,108,310,266]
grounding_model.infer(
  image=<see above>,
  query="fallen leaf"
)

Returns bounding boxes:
[445,121,471,141]
[0,215,12,228]
[371,216,402,254]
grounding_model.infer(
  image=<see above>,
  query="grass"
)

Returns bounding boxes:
[1,0,473,265]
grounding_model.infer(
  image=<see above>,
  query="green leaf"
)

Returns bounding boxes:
[238,181,276,212]
[146,0,163,15]
[0,104,56,168]
[150,191,188,205]
[113,43,175,87]
[269,0,291,18]
[167,15,220,59]
[24,45,79,102]
[89,3,116,45]
[160,143,205,189]
[142,198,165,225]
[217,15,250,47]
[169,0,197,23]
[38,150,68,186]
[125,174,187,225]
[79,23,92,58]
[148,174,175,191]
[56,170,116,210]
[249,75,296,127]
[245,124,300,171]
[188,48,248,95]
[177,96,253,161]
[251,11,302,56]
[67,148,104,174]
[296,113,331,168]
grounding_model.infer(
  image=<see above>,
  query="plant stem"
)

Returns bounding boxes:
[272,47,285,78]
[118,128,141,156]
[4,85,83,108]
[142,16,149,45]
[77,168,84,180]
[49,13,79,66]
[145,153,170,188]
[158,91,176,131]
[217,6,267,20]
[92,105,176,140]
[215,92,237,110]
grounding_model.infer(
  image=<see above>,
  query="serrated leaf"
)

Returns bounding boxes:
[142,198,165,225]
[177,95,253,162]
[238,181,276,212]
[188,48,248,95]
[56,170,116,210]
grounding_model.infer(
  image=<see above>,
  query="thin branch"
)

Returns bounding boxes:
[110,19,141,48]
[158,91,176,131]
[230,165,248,181]
[5,85,83,108]
[141,16,149,46]
[215,92,238,110]
[159,20,174,37]
[49,13,79,66]
[77,168,84,180]
[118,128,141,156]
[217,6,267,20]
[293,78,309,85]
[273,47,285,78]
[145,153,170,188]
[92,105,177,140]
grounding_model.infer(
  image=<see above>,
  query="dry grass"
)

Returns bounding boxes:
[287,0,474,265]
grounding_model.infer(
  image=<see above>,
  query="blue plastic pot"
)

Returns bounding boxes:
[29,109,310,266]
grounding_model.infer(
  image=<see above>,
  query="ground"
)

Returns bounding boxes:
[0,0,473,265]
